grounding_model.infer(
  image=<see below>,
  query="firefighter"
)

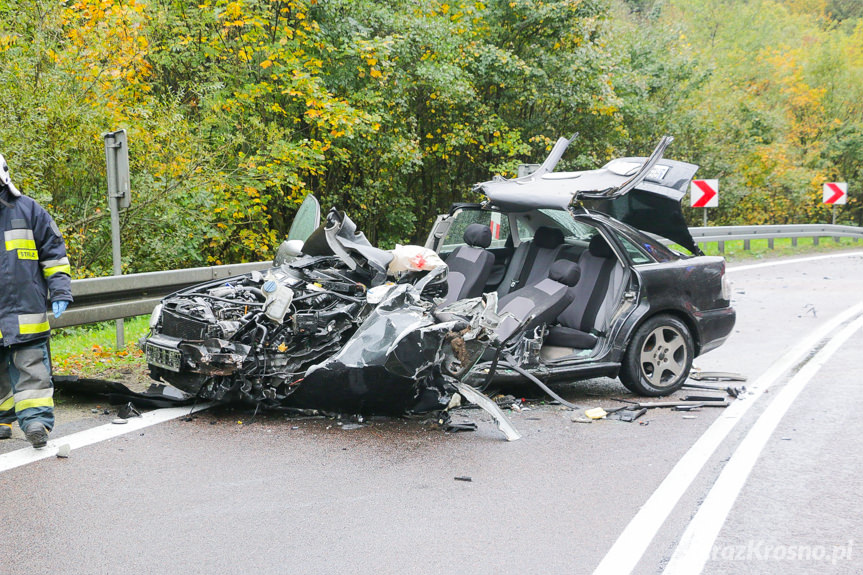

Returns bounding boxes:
[0,154,72,448]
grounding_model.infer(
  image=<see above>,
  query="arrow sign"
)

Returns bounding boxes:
[691,179,719,208]
[823,182,847,205]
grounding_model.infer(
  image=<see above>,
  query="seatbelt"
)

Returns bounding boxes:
[509,241,540,292]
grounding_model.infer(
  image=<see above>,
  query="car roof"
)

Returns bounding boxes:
[475,136,698,212]
[472,136,702,254]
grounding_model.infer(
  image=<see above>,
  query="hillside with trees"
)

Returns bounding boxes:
[0,0,860,275]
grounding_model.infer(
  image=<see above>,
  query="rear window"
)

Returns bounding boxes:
[441,209,510,252]
[538,209,596,241]
[607,220,677,263]
[613,233,654,265]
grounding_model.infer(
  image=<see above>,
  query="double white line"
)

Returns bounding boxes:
[594,285,863,573]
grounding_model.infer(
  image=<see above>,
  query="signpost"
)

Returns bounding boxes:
[691,179,719,226]
[823,182,847,225]
[104,130,131,348]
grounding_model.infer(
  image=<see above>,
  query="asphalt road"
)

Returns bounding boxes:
[1,250,862,575]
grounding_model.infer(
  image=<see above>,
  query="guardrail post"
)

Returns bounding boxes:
[768,238,774,250]
[743,239,750,251]
[813,236,819,246]
[718,241,724,254]
[791,237,797,247]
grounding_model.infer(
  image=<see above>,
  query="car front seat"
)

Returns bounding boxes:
[442,223,495,304]
[495,259,581,343]
[546,234,623,349]
[497,226,567,297]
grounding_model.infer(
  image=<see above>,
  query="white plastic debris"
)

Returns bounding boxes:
[387,244,445,274]
[56,444,71,458]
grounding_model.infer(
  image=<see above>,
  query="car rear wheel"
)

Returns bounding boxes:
[620,314,693,397]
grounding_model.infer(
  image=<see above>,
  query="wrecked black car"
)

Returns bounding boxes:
[143,135,735,437]
[428,135,736,397]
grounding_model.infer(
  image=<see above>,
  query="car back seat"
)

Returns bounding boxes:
[442,223,495,305]
[496,226,566,297]
[495,260,581,342]
[545,234,626,349]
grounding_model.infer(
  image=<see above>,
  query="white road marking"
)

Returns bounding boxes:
[727,250,863,273]
[662,315,863,574]
[591,301,863,575]
[0,403,211,474]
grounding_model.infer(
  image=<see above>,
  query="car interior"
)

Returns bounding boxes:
[439,208,630,358]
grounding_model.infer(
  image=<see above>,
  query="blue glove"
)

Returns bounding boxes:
[52,300,69,318]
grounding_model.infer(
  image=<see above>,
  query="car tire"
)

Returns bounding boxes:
[619,314,693,397]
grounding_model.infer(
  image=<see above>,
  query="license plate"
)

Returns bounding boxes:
[146,343,182,372]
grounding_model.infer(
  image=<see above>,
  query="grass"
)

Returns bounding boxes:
[685,236,861,262]
[51,315,150,378]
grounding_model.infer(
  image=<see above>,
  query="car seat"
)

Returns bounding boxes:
[442,223,495,304]
[545,234,624,349]
[495,259,581,343]
[496,226,567,297]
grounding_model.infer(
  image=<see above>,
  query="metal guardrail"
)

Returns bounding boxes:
[53,223,862,330]
[52,261,271,329]
[690,223,863,244]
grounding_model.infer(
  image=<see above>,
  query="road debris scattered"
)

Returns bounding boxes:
[682,395,726,402]
[585,407,608,420]
[688,369,747,383]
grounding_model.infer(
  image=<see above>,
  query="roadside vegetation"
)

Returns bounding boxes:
[700,237,862,260]
[51,316,150,379]
[1,0,861,278]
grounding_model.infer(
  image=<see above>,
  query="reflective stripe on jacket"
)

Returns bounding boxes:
[0,190,72,346]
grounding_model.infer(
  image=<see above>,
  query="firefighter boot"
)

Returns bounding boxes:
[24,421,48,448]
[0,423,11,439]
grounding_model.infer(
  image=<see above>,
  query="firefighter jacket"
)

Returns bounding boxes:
[0,188,72,346]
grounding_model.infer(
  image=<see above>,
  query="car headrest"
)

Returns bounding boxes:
[549,260,580,287]
[589,234,615,259]
[534,226,564,249]
[463,223,492,249]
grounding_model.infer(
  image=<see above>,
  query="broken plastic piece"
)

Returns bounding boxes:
[454,476,472,482]
[689,370,747,382]
[620,408,647,422]
[117,402,142,419]
[445,422,478,433]
[453,382,521,441]
[585,407,607,419]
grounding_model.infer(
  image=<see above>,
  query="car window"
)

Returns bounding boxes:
[441,209,510,251]
[288,194,321,243]
[612,232,654,264]
[606,219,676,263]
[515,218,533,242]
[538,209,596,241]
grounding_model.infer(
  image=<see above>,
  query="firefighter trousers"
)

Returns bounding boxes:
[0,339,55,431]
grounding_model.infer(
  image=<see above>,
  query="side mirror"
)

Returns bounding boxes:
[274,239,305,267]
